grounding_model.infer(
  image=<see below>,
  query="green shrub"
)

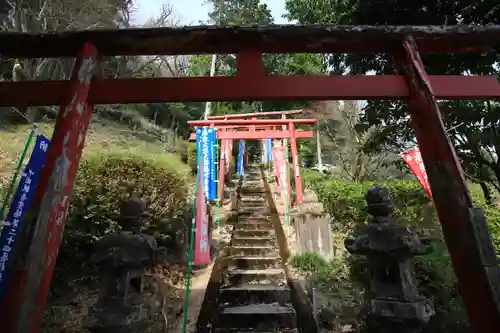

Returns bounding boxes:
[291,252,347,292]
[180,141,189,164]
[301,170,500,333]
[302,169,500,241]
[187,142,197,173]
[291,251,330,273]
[59,151,192,274]
[302,169,429,234]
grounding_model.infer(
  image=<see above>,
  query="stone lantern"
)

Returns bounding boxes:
[345,187,435,332]
[85,194,167,333]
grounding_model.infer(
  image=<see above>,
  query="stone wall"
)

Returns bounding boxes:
[268,174,335,260]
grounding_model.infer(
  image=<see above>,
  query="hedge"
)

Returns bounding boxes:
[302,169,500,246]
[300,169,500,333]
[186,141,197,173]
[58,151,192,274]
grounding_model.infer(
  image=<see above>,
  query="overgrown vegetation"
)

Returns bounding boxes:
[293,169,500,333]
[56,151,191,279]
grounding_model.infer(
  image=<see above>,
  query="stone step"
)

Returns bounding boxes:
[232,236,275,247]
[214,329,299,333]
[219,284,292,306]
[233,229,274,238]
[234,222,274,231]
[238,212,271,219]
[226,256,281,270]
[240,201,267,207]
[239,202,265,208]
[240,191,267,196]
[237,216,271,222]
[216,304,297,329]
[241,196,266,201]
[241,198,266,203]
[224,268,286,285]
[238,209,267,216]
[230,245,276,257]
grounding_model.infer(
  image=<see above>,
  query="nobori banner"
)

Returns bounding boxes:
[196,127,217,201]
[267,138,273,163]
[237,140,245,176]
[401,147,432,199]
[0,135,50,304]
[193,158,211,265]
[208,129,216,201]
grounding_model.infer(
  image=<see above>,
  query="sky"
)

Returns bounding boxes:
[132,0,288,26]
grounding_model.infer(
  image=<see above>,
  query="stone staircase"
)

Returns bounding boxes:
[212,166,299,333]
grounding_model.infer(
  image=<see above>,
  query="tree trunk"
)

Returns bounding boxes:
[491,164,500,196]
[479,181,492,205]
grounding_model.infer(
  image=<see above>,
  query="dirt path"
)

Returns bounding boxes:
[170,184,235,333]
[172,263,214,333]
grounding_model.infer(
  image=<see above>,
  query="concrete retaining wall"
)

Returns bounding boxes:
[267,171,335,260]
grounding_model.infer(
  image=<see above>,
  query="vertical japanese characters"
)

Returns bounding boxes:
[194,128,212,265]
[199,128,217,201]
[0,135,50,303]
[237,140,245,176]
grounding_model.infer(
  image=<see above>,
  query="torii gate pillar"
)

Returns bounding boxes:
[396,36,500,332]
[0,42,99,333]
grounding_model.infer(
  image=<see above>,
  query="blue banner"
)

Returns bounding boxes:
[237,140,245,176]
[267,139,273,162]
[196,128,208,199]
[0,135,50,303]
[208,129,216,201]
[197,127,216,200]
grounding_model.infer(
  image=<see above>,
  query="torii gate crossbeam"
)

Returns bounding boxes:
[1,25,499,333]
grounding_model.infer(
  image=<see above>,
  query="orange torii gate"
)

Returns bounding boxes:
[187,118,317,204]
[0,25,500,333]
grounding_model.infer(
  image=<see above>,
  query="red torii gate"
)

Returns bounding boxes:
[188,109,310,140]
[0,25,499,333]
[205,110,309,179]
[187,118,317,204]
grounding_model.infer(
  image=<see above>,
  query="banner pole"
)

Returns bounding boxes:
[182,132,202,333]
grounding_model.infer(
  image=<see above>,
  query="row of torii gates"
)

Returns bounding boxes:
[0,25,500,333]
[187,109,316,204]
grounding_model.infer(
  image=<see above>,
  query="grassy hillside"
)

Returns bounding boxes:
[0,118,175,185]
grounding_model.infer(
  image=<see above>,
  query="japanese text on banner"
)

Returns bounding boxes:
[201,128,210,199]
[267,138,273,162]
[208,129,216,201]
[0,135,50,303]
[237,140,245,176]
[194,158,211,265]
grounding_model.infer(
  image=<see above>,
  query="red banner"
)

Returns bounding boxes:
[226,140,233,174]
[220,140,227,174]
[272,145,282,182]
[402,147,433,199]
[194,161,210,265]
[272,144,289,205]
